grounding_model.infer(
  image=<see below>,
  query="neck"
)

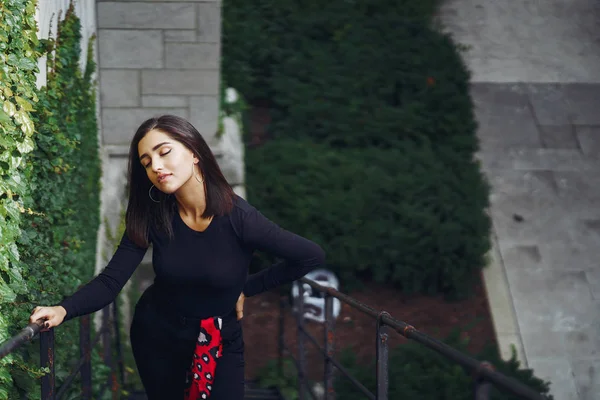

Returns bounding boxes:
[175,178,207,219]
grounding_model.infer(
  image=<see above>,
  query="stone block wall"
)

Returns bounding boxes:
[96,1,223,149]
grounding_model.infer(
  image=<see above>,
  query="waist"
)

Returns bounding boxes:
[136,285,243,348]
[142,284,237,323]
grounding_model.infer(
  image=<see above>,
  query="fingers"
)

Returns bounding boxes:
[29,307,53,330]
[236,293,245,321]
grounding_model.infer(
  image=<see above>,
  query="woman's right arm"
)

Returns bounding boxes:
[29,233,147,328]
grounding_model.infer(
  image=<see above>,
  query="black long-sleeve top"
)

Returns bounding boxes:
[59,196,325,321]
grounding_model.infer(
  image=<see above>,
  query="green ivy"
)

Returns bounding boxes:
[0,2,103,398]
[0,1,41,398]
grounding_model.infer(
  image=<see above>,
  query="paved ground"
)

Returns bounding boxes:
[439,0,600,83]
[472,83,600,400]
[438,1,600,399]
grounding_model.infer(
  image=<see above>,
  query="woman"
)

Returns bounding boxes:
[29,115,325,399]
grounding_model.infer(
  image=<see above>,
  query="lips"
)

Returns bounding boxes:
[157,174,172,183]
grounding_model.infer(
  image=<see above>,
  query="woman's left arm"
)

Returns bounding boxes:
[239,204,326,298]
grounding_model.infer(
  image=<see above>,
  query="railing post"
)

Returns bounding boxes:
[40,329,56,400]
[376,312,390,400]
[323,294,335,400]
[295,284,307,400]
[474,362,493,400]
[278,296,286,380]
[102,306,117,399]
[80,315,92,399]
[112,300,125,388]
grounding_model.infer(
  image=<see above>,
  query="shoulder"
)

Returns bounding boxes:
[231,194,258,216]
[228,195,264,238]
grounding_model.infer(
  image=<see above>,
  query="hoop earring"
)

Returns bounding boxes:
[193,163,204,184]
[148,185,161,203]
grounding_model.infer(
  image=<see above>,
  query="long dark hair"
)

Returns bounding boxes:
[125,115,234,247]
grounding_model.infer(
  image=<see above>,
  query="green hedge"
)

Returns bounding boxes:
[222,0,442,103]
[270,20,476,152]
[225,0,491,298]
[247,139,490,296]
[0,4,104,399]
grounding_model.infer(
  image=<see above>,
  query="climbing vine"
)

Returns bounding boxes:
[0,1,41,398]
[0,2,104,398]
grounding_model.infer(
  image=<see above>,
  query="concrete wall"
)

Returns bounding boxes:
[35,0,98,88]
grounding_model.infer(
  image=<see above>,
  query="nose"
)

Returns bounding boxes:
[151,157,163,173]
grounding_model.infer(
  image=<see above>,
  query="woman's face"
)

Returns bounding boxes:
[138,129,199,194]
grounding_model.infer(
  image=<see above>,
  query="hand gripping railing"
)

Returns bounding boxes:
[0,302,125,400]
[278,277,550,400]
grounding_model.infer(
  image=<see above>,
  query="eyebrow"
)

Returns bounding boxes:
[139,142,171,161]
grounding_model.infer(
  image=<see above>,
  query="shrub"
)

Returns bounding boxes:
[222,0,442,104]
[270,17,477,153]
[246,139,490,298]
[225,0,491,298]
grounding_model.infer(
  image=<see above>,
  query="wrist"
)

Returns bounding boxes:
[57,305,67,318]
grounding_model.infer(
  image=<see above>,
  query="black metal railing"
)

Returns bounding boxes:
[278,277,550,400]
[0,301,125,400]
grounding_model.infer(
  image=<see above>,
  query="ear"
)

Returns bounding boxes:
[193,157,199,165]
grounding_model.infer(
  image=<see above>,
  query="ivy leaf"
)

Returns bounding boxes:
[0,385,9,400]
[7,267,27,294]
[6,53,18,67]
[16,137,34,153]
[0,278,17,303]
[0,365,10,384]
[0,251,7,273]
[17,57,37,71]
[5,243,19,265]
[0,313,8,343]
[2,86,13,97]
[15,96,34,112]
[13,110,34,137]
[0,109,11,125]
[2,101,16,118]
[3,201,20,224]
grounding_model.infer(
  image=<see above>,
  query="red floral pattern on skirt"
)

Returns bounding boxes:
[184,317,223,399]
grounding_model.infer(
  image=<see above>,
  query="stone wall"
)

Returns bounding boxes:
[97,1,222,148]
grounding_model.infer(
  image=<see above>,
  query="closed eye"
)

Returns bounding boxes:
[143,149,171,168]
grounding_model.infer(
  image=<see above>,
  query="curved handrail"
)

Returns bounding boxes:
[0,302,124,400]
[0,319,45,360]
[276,277,550,400]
